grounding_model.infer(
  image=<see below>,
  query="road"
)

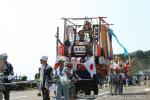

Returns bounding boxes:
[98,86,150,100]
[6,83,150,100]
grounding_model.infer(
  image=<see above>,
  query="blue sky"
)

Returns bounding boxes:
[0,0,149,79]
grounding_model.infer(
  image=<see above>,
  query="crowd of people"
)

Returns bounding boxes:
[35,53,100,100]
[0,53,95,100]
[35,55,73,100]
[0,53,149,100]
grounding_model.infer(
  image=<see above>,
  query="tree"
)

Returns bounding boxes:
[135,50,144,59]
[21,75,27,81]
[130,58,140,75]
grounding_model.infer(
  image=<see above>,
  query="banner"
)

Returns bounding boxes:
[108,29,128,57]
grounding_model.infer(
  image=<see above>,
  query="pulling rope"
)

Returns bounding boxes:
[0,80,37,85]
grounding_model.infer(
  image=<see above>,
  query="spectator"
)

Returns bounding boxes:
[0,55,5,100]
[144,74,147,85]
[35,68,41,96]
[40,56,53,100]
[1,53,14,100]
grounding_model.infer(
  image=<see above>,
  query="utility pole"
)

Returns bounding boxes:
[56,27,59,56]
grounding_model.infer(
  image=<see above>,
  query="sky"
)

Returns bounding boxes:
[0,0,150,79]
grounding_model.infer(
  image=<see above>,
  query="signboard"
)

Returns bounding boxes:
[72,45,86,56]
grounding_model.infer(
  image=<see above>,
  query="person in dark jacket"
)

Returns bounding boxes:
[40,56,53,100]
[1,53,14,100]
[144,74,147,85]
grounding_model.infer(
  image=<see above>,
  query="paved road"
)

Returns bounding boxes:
[98,86,150,100]
[6,84,150,100]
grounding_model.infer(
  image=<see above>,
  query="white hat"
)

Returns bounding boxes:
[0,53,8,59]
[40,56,48,61]
[0,55,4,59]
[56,56,66,63]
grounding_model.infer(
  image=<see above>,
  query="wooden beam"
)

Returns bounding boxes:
[61,16,107,20]
[62,18,76,26]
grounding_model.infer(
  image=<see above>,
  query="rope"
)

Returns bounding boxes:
[0,80,37,85]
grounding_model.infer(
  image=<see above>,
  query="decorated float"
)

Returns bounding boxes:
[55,17,128,97]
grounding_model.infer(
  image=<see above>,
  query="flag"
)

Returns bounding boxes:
[84,57,96,78]
[108,29,128,57]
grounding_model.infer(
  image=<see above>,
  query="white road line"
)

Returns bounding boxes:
[96,95,107,100]
[95,91,110,100]
[77,91,110,100]
[10,96,28,100]
[97,91,110,96]
[144,88,150,92]
[129,87,150,93]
